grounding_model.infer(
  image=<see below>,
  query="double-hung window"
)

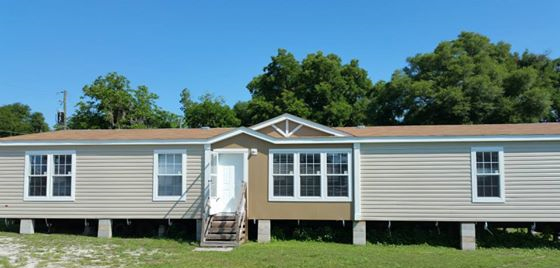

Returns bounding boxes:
[299,153,321,197]
[272,153,295,197]
[471,147,505,202]
[327,153,349,197]
[269,149,352,202]
[24,151,76,201]
[153,150,187,201]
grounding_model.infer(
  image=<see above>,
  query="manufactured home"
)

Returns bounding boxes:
[1,114,560,249]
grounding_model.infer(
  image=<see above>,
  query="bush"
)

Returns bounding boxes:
[271,221,351,243]
[0,219,18,232]
[477,228,560,249]
[366,222,457,247]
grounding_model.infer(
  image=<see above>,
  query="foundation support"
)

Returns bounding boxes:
[460,223,476,250]
[83,223,93,236]
[158,225,166,237]
[353,221,366,245]
[97,219,112,238]
[257,220,271,243]
[19,219,34,234]
[196,219,202,241]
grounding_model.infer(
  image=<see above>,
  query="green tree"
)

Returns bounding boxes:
[240,49,373,126]
[181,89,240,128]
[69,72,180,129]
[370,32,560,125]
[0,103,49,137]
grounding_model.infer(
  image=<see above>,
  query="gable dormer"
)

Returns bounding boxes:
[250,114,349,138]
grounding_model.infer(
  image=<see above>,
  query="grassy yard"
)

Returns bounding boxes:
[0,232,559,268]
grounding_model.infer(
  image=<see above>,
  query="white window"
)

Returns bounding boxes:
[269,149,352,202]
[326,153,349,197]
[272,153,295,197]
[471,147,505,202]
[153,150,187,201]
[24,151,76,201]
[299,153,321,197]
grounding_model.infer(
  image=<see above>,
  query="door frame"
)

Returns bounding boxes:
[210,148,249,214]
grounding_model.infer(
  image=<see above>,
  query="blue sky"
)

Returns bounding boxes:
[1,0,559,126]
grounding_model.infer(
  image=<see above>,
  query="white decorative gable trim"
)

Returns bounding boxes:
[250,113,349,137]
[269,120,304,138]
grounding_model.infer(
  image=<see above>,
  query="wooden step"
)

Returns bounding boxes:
[209,227,236,234]
[200,240,239,247]
[211,221,236,228]
[206,233,236,241]
[213,215,236,221]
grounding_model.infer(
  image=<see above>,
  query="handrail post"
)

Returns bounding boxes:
[200,196,212,244]
[234,182,248,244]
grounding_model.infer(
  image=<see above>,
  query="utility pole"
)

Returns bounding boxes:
[63,90,67,130]
[57,90,68,130]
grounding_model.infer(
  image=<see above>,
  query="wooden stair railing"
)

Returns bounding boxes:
[234,182,248,244]
[200,182,247,247]
[200,195,212,245]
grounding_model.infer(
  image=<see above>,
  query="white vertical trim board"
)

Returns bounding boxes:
[152,149,188,202]
[243,152,249,183]
[353,143,361,220]
[470,146,505,203]
[203,144,211,202]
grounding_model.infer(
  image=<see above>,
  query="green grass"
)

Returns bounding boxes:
[0,231,559,268]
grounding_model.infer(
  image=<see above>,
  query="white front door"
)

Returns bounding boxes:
[212,153,244,214]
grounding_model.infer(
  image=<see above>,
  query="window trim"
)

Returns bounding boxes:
[471,146,505,203]
[24,150,76,202]
[271,152,296,198]
[298,152,322,198]
[153,149,187,202]
[268,148,352,202]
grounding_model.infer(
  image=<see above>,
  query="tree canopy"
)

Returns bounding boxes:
[234,49,372,126]
[369,32,560,125]
[69,72,181,129]
[0,103,49,137]
[180,89,240,128]
[237,49,373,127]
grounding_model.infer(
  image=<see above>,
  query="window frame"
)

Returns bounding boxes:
[298,152,322,198]
[268,149,352,202]
[24,150,76,202]
[153,149,187,202]
[271,152,296,197]
[471,146,505,203]
[326,152,351,197]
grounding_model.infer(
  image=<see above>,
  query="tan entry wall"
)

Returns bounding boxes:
[212,134,353,220]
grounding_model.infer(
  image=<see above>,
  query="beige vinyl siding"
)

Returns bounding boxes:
[360,142,560,222]
[0,145,203,219]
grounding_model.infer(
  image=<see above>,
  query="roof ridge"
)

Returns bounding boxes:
[48,127,235,132]
[336,122,560,129]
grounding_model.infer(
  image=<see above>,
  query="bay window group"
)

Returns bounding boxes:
[269,149,352,201]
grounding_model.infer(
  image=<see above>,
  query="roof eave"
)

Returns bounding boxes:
[2,133,560,146]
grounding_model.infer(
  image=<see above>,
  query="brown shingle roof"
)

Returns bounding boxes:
[2,122,560,142]
[336,123,560,137]
[0,128,233,141]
